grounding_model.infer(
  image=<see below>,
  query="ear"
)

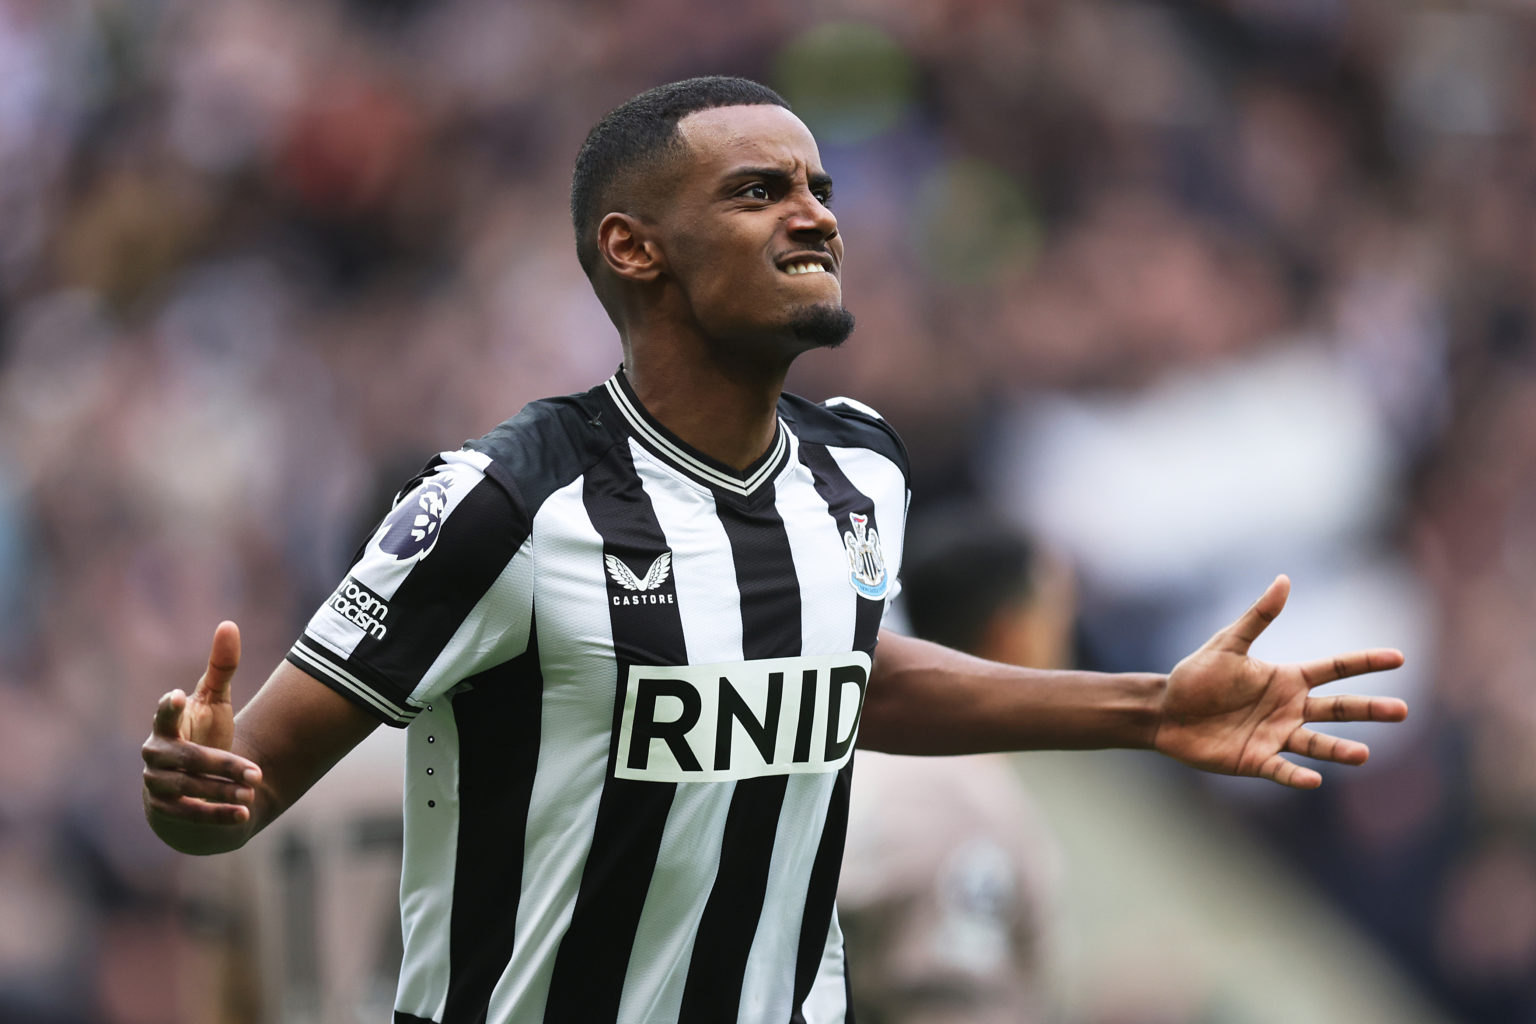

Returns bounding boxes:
[598,212,664,283]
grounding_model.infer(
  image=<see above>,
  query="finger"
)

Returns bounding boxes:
[141,736,262,785]
[142,767,256,806]
[194,621,242,705]
[1285,727,1369,766]
[145,792,251,826]
[152,690,188,739]
[1297,650,1406,689]
[1305,694,1409,723]
[1258,753,1321,790]
[1214,575,1290,656]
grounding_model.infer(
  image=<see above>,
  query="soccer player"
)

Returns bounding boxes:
[141,77,1408,1024]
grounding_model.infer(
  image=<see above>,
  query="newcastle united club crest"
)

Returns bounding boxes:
[843,513,888,600]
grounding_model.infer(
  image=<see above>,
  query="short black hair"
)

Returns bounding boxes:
[570,76,790,279]
[900,504,1038,655]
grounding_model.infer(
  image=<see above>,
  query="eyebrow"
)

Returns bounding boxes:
[722,166,835,193]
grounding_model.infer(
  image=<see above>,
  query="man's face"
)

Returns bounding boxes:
[655,104,851,357]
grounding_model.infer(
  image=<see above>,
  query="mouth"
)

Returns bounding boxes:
[776,253,835,277]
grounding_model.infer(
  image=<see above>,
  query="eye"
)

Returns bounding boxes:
[813,188,833,206]
[740,183,770,201]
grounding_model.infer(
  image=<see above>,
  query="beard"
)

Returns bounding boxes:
[785,303,856,350]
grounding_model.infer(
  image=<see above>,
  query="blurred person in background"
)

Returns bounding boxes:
[194,725,407,1024]
[841,505,1073,1024]
[137,75,1407,1024]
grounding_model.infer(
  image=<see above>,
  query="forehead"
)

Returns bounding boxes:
[675,105,824,177]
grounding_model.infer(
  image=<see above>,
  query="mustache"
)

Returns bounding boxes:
[773,245,836,261]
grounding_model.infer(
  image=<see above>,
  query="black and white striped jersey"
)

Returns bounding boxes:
[287,368,910,1024]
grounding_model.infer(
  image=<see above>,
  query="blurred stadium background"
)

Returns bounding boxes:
[0,0,1532,1021]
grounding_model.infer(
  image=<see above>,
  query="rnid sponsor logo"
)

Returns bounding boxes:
[615,652,872,783]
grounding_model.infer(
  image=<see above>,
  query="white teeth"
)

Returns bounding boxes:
[784,262,826,275]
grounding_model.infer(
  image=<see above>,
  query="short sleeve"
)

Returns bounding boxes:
[287,449,535,726]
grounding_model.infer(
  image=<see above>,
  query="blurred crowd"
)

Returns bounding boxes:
[0,0,1533,1021]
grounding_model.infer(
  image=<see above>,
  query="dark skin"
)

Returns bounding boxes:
[142,104,1407,854]
[595,104,845,469]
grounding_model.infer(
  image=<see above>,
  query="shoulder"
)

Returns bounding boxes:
[462,387,619,517]
[779,392,910,485]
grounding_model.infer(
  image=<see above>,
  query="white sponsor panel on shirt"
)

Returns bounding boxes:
[615,652,872,784]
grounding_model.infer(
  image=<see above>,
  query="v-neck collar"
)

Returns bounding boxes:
[602,368,790,499]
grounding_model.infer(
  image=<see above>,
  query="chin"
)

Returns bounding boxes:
[785,303,856,350]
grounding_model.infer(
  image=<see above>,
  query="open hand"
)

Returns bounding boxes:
[1152,576,1407,789]
[141,621,263,827]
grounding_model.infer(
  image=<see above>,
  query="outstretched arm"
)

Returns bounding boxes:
[861,631,1166,754]
[141,621,381,854]
[861,575,1407,789]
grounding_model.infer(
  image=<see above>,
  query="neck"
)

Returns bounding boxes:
[623,344,789,471]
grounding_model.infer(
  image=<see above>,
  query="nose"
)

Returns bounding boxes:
[786,188,837,244]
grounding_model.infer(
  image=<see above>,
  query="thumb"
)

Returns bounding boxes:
[192,620,241,705]
[1211,574,1290,656]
